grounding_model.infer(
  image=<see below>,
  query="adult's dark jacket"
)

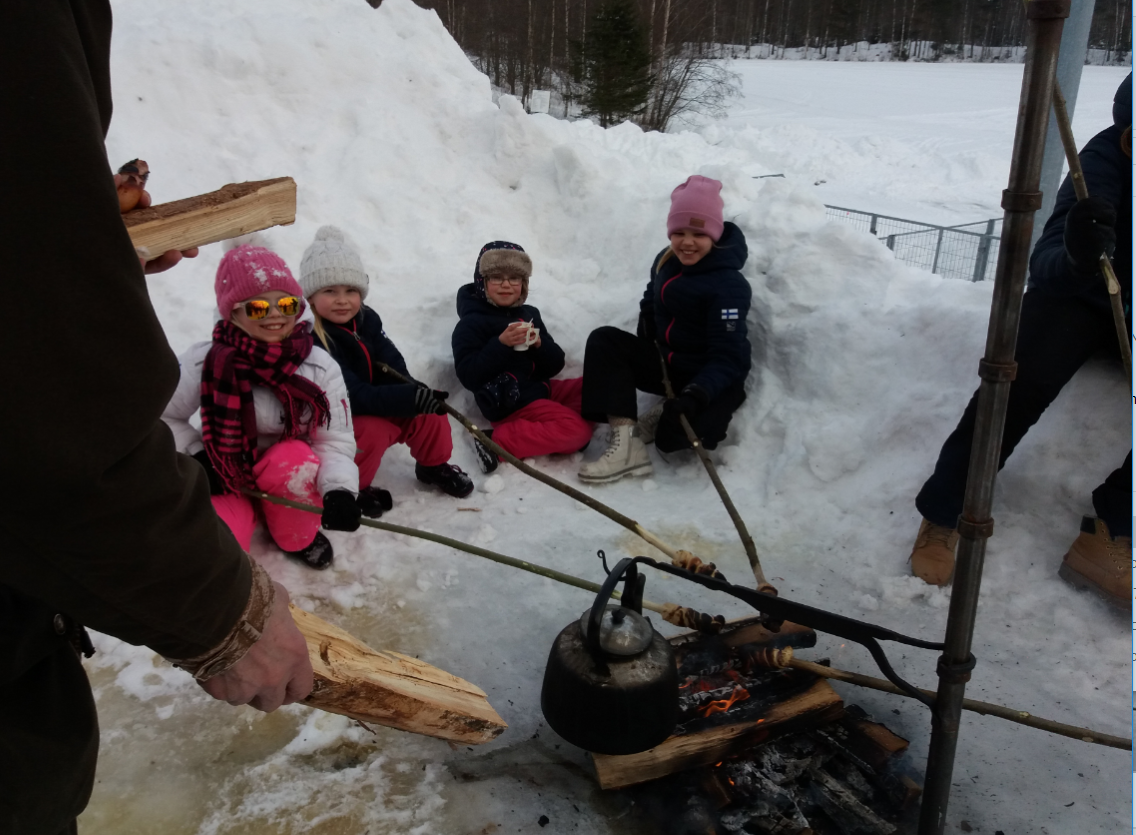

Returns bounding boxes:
[1,2,253,832]
[1028,82,1131,311]
[639,221,753,400]
[452,285,566,421]
[319,304,421,418]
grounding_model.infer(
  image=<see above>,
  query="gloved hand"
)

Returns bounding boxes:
[414,385,449,416]
[663,384,709,420]
[192,450,226,496]
[321,489,362,532]
[1064,195,1117,277]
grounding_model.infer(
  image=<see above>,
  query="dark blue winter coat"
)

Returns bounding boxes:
[639,221,752,400]
[452,284,566,421]
[318,304,419,418]
[1028,112,1131,312]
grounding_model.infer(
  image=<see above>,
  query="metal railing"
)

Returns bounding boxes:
[825,206,1001,282]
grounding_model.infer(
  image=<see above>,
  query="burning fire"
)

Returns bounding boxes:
[699,685,750,717]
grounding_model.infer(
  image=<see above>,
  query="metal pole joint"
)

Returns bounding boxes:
[977,358,1018,382]
[957,516,994,540]
[936,653,978,686]
[1000,189,1043,211]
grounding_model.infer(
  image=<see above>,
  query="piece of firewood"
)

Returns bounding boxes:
[123,177,297,261]
[291,604,507,745]
[591,679,844,790]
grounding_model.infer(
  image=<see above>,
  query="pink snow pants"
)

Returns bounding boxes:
[211,439,324,553]
[491,378,594,459]
[353,414,453,487]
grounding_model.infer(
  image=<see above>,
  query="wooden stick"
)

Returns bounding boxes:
[376,363,698,565]
[1051,83,1132,378]
[788,659,1130,751]
[290,604,506,744]
[123,177,297,261]
[654,347,776,595]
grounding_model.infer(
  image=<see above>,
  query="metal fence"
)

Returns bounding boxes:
[825,206,1002,282]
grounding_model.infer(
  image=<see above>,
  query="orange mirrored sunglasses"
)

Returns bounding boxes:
[237,296,302,319]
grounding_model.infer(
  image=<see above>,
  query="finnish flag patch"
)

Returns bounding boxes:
[721,309,739,320]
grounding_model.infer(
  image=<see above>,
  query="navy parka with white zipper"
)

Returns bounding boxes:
[640,221,752,399]
[319,304,420,418]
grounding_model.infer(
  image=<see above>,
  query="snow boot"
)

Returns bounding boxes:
[637,401,665,445]
[415,462,475,498]
[578,424,653,484]
[909,518,958,586]
[472,430,499,474]
[1058,516,1130,611]
[357,486,393,518]
[286,531,334,570]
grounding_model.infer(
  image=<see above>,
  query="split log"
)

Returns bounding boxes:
[591,678,844,789]
[291,605,507,745]
[123,177,297,261]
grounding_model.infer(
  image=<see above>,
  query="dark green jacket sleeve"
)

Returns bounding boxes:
[0,0,252,661]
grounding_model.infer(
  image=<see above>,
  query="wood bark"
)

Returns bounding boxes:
[123,177,296,261]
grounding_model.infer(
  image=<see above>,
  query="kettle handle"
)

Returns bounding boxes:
[585,557,642,658]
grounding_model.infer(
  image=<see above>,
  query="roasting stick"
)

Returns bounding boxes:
[247,490,725,632]
[655,347,775,595]
[376,363,721,578]
[1051,82,1132,378]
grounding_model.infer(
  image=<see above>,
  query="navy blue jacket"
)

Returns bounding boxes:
[640,221,752,400]
[452,284,566,421]
[1028,123,1131,311]
[319,305,419,418]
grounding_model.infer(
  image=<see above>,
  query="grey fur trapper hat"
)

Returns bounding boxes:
[474,240,532,305]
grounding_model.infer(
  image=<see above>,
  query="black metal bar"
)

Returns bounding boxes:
[917,3,1068,833]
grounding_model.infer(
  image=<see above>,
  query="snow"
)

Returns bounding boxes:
[80,1,1130,832]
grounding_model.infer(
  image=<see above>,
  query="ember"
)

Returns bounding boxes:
[700,685,750,717]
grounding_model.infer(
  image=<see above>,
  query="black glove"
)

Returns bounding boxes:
[1064,195,1117,277]
[192,450,226,495]
[663,385,709,420]
[322,489,362,532]
[413,385,449,415]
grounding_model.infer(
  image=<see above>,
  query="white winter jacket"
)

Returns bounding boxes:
[162,340,359,497]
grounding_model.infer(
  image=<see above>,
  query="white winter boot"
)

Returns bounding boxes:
[637,401,665,445]
[578,424,653,484]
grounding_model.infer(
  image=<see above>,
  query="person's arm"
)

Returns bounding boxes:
[529,313,566,380]
[308,354,362,497]
[453,320,516,390]
[0,0,309,705]
[685,277,753,401]
[161,342,210,455]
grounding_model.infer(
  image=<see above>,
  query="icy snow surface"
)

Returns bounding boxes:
[84,1,1129,832]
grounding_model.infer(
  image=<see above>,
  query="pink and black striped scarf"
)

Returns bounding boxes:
[200,320,331,493]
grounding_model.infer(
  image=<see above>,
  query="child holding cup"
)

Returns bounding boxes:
[451,241,593,472]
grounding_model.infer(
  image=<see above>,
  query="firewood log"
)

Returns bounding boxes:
[291,605,507,745]
[123,177,297,261]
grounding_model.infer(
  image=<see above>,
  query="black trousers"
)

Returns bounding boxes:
[916,291,1131,536]
[581,327,746,452]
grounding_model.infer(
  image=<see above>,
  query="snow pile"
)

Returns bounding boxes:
[80,1,1129,833]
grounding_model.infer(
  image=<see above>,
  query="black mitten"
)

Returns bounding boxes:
[1064,195,1117,277]
[191,450,226,496]
[414,385,449,415]
[663,384,709,420]
[322,489,362,532]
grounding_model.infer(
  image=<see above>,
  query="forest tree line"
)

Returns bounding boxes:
[412,0,1131,129]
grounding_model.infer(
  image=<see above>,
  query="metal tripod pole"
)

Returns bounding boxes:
[917,2,1068,832]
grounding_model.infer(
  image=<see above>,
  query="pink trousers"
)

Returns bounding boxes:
[492,378,594,459]
[353,414,453,487]
[211,439,324,553]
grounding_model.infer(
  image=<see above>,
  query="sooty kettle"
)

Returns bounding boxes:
[540,558,679,755]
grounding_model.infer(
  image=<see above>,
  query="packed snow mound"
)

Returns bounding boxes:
[86,2,1129,833]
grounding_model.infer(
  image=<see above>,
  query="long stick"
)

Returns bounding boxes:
[788,659,1130,752]
[1051,81,1132,378]
[654,347,775,595]
[378,363,690,563]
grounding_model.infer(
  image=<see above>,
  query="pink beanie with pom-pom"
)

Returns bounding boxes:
[215,244,306,318]
[667,175,724,242]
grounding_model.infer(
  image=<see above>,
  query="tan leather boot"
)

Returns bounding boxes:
[909,518,959,586]
[1058,516,1131,611]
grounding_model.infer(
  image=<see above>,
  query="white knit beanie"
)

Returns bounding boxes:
[299,225,369,299]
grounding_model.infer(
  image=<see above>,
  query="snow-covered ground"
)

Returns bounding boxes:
[82,1,1130,832]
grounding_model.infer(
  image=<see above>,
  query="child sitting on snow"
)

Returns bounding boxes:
[300,226,473,507]
[451,241,593,472]
[162,243,362,570]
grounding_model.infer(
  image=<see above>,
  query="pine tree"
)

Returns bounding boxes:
[575,0,653,127]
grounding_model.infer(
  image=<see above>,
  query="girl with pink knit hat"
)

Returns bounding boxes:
[162,243,362,569]
[579,175,752,484]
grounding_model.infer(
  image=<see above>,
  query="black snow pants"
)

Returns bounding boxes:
[580,326,746,452]
[915,290,1132,536]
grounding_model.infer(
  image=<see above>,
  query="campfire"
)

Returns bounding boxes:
[592,618,921,835]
